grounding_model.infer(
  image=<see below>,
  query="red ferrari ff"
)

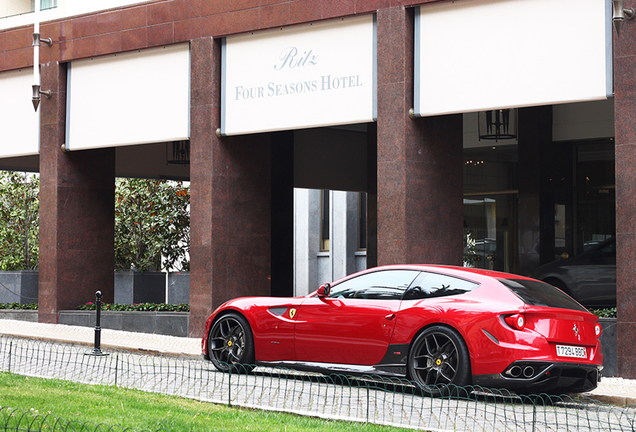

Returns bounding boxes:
[202,265,603,395]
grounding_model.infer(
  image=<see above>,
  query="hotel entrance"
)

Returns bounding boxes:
[463,144,518,274]
[463,136,615,278]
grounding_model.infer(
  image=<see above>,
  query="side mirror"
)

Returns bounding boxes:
[317,283,331,298]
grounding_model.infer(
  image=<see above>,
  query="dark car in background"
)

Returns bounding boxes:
[530,237,616,308]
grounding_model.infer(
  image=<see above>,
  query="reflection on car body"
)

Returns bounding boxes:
[530,237,616,308]
[202,265,603,396]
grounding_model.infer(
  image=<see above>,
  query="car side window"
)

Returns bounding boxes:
[592,241,615,261]
[328,270,420,300]
[403,272,479,300]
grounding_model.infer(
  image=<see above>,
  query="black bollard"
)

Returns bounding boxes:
[87,290,109,356]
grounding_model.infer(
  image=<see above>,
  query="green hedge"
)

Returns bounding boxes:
[0,302,37,310]
[588,307,617,318]
[0,303,190,312]
[0,302,615,318]
[77,302,190,312]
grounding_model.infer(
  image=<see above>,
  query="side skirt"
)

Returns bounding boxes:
[255,343,410,378]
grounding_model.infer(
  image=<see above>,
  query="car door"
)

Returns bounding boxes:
[294,269,420,365]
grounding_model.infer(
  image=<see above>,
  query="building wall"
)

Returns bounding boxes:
[2,0,635,379]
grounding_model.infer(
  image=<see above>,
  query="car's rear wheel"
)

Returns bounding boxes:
[408,325,471,396]
[207,313,255,373]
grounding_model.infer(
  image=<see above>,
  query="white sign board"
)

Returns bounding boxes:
[413,0,612,117]
[67,43,190,151]
[0,69,39,157]
[221,14,376,136]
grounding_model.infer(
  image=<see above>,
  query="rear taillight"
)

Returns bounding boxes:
[504,313,526,330]
[595,323,602,337]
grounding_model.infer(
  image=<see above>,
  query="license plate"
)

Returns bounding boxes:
[556,345,587,359]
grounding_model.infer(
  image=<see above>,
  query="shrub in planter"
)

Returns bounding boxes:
[114,179,190,304]
[0,172,39,305]
[589,307,617,318]
[0,171,39,271]
[0,302,37,310]
[77,302,189,312]
[115,178,190,272]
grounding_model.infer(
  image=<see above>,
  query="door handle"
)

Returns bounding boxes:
[385,313,396,320]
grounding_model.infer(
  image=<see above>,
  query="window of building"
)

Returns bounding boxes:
[40,0,57,10]
[2,0,57,19]
[30,0,57,12]
[358,192,367,251]
[320,190,330,252]
[2,0,31,17]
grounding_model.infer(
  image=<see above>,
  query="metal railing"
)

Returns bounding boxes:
[1,335,635,431]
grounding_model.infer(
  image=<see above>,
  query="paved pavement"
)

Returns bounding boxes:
[0,318,201,358]
[0,318,635,407]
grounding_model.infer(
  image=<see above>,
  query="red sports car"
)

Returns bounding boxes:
[202,265,603,395]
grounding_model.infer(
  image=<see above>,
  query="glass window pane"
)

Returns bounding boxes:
[329,270,419,300]
[403,272,479,300]
[499,278,587,311]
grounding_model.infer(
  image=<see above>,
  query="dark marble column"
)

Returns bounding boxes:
[271,131,294,298]
[366,122,378,269]
[189,38,272,338]
[39,62,115,323]
[614,16,636,379]
[517,106,553,276]
[376,7,463,266]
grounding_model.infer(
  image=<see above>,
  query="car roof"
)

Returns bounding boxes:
[331,264,532,286]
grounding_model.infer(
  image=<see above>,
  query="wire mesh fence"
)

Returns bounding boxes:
[1,335,636,432]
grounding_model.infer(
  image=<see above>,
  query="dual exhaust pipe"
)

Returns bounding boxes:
[507,365,535,378]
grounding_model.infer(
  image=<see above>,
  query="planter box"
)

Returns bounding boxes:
[0,270,38,304]
[0,310,37,322]
[0,309,189,337]
[114,270,166,304]
[599,318,617,377]
[167,272,189,305]
[58,310,189,337]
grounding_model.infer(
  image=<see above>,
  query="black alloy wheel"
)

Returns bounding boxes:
[408,325,471,396]
[207,313,255,373]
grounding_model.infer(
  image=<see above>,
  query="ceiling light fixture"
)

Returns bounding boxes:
[478,109,517,142]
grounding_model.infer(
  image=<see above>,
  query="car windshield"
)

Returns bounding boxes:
[498,278,588,312]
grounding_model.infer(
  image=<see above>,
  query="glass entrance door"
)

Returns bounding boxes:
[464,193,517,273]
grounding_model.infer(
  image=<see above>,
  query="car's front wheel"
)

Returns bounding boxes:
[207,313,255,373]
[408,325,471,396]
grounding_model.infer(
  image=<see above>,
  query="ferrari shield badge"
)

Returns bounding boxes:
[289,308,297,319]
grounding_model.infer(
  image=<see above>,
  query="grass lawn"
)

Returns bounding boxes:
[0,372,411,431]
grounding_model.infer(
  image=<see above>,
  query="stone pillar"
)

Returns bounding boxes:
[189,38,272,338]
[614,16,636,379]
[39,62,115,323]
[376,7,463,266]
[331,191,358,280]
[517,106,553,276]
[293,188,320,296]
[366,122,378,269]
[271,131,294,298]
